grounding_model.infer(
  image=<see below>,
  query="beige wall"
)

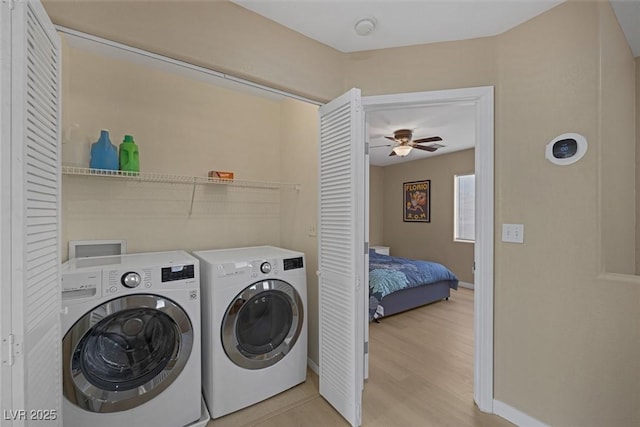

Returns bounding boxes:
[345,37,497,96]
[60,38,294,260]
[279,98,320,369]
[380,150,475,284]
[44,0,344,102]
[44,0,640,425]
[369,166,384,247]
[637,56,640,273]
[495,2,638,425]
[495,2,600,423]
[599,2,636,275]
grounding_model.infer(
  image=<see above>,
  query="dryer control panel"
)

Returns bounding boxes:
[283,257,304,270]
[214,255,305,279]
[251,258,280,278]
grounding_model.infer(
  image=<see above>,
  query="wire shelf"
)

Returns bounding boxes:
[61,166,300,191]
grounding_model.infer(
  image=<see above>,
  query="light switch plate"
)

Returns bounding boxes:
[502,224,524,243]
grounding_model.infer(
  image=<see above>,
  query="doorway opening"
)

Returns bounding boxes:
[362,86,494,412]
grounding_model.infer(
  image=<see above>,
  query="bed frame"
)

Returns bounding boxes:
[376,280,454,318]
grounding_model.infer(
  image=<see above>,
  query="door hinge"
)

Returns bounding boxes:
[365,142,369,155]
[364,241,369,254]
[2,334,14,366]
[364,341,369,355]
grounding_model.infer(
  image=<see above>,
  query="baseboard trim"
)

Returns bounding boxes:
[493,400,550,427]
[458,281,474,290]
[307,358,319,375]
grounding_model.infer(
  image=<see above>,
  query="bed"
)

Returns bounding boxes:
[368,249,459,321]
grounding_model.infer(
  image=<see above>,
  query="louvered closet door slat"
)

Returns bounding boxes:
[26,150,57,175]
[26,129,57,158]
[27,90,57,130]
[11,1,62,424]
[25,39,56,85]
[318,88,364,427]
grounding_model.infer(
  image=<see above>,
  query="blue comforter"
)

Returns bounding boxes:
[369,250,458,320]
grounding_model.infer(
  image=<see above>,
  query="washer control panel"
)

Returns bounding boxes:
[63,263,198,299]
[61,271,100,300]
[162,264,196,282]
[260,262,272,274]
[62,252,199,301]
[106,268,152,294]
[121,271,142,288]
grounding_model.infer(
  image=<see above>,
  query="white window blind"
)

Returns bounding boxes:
[455,174,475,242]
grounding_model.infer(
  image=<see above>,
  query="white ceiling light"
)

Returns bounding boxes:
[393,146,412,157]
[354,17,376,36]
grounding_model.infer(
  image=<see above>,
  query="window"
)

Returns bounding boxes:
[454,174,475,242]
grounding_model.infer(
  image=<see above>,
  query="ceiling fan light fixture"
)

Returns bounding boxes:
[394,129,413,143]
[393,145,412,157]
[354,17,377,36]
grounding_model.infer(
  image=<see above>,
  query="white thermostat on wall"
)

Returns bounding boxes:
[545,133,587,165]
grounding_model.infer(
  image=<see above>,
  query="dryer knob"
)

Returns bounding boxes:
[260,262,272,274]
[122,272,142,288]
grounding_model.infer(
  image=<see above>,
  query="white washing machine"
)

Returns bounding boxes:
[61,251,203,427]
[193,246,307,419]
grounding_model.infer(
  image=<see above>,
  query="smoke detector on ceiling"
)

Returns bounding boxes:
[354,17,377,36]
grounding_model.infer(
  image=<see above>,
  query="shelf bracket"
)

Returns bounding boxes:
[189,179,197,216]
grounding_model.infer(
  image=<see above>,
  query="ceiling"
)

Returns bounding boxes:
[230,0,640,166]
[231,0,565,53]
[231,0,640,55]
[367,103,476,167]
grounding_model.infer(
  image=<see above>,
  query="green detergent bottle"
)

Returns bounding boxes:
[119,134,140,173]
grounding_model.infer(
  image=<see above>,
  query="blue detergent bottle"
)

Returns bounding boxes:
[89,129,119,171]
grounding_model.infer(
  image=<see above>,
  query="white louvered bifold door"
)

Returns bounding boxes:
[1,1,14,421]
[318,89,365,427]
[8,1,62,425]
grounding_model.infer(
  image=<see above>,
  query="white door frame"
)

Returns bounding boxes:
[362,86,494,412]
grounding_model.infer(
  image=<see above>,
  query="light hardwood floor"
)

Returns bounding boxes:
[207,288,513,427]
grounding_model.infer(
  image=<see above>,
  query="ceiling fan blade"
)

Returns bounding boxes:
[412,144,438,152]
[384,136,397,142]
[370,144,392,149]
[413,136,443,144]
[388,150,397,157]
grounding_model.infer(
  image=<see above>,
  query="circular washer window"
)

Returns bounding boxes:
[222,279,303,370]
[62,294,193,413]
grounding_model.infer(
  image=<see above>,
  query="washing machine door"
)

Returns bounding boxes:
[222,279,303,370]
[62,294,193,413]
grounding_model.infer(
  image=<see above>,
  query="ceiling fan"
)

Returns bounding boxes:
[373,129,444,157]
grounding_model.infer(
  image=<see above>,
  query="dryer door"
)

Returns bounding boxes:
[62,294,193,413]
[222,279,303,370]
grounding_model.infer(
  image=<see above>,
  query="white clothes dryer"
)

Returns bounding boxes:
[61,251,202,427]
[193,246,307,419]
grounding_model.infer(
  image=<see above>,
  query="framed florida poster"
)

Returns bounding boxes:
[403,180,430,222]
